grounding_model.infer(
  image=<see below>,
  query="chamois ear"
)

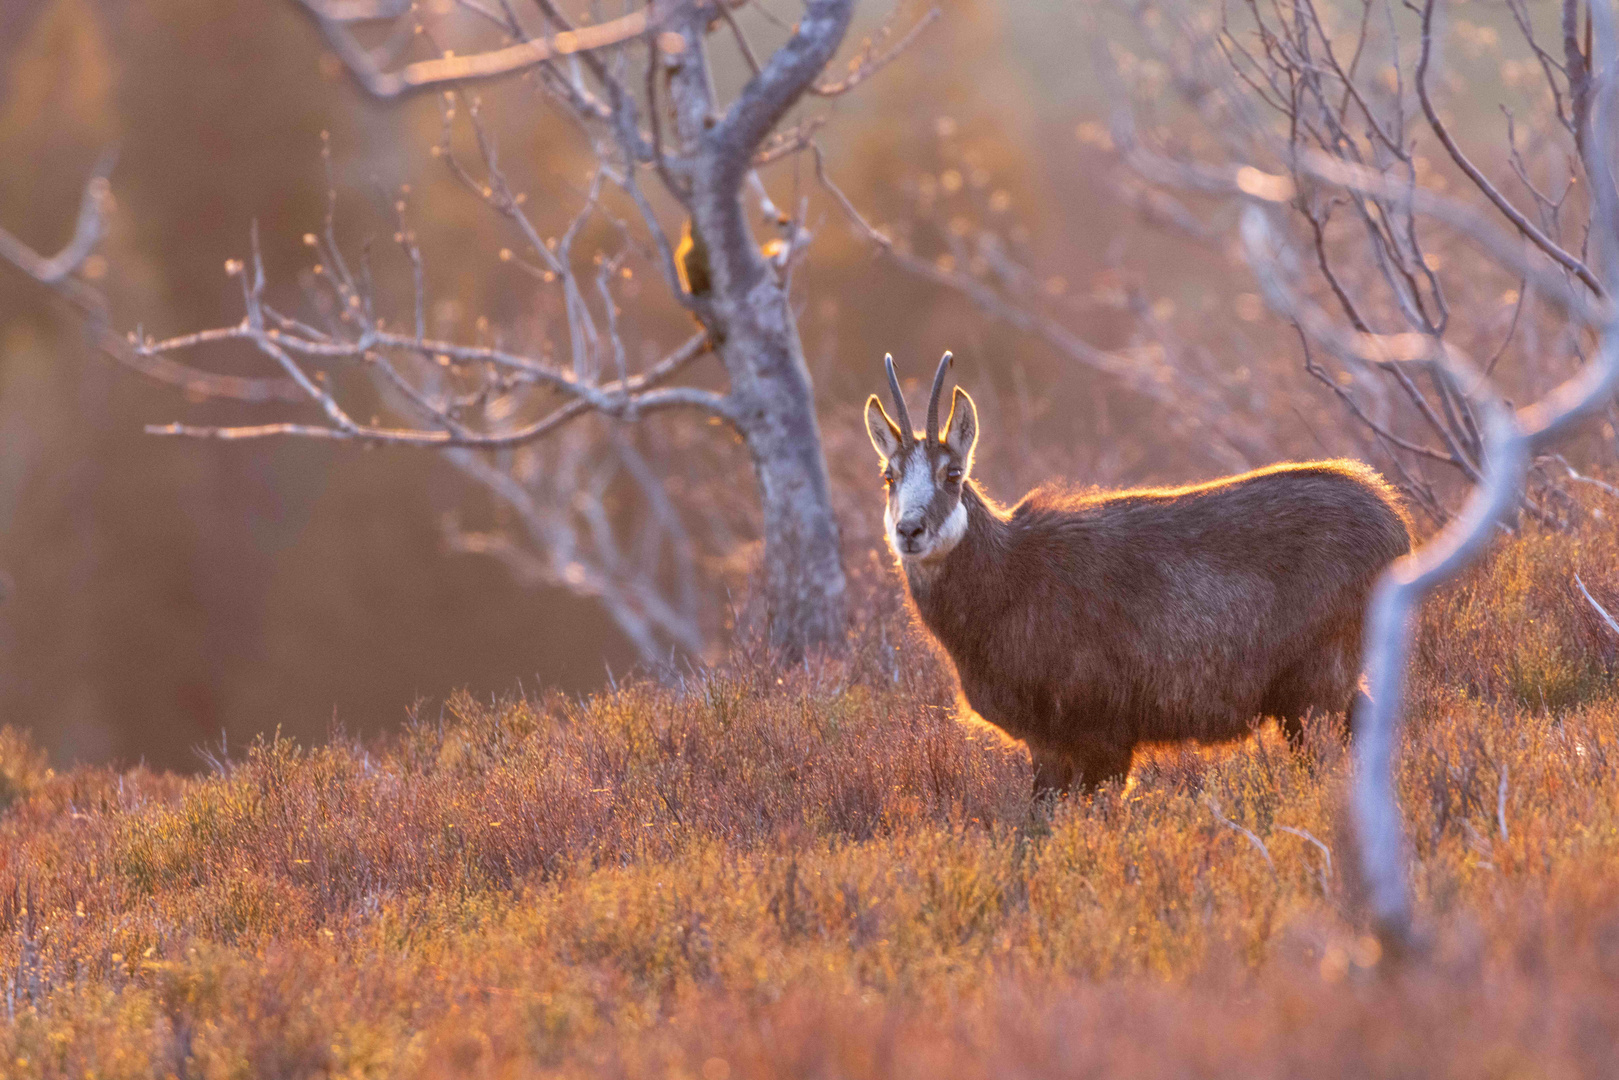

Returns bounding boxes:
[866,395,904,461]
[943,386,978,467]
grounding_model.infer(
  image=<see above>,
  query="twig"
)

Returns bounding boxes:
[1575,572,1619,637]
[301,0,658,99]
[1207,796,1277,874]
[1277,824,1333,897]
[810,6,941,97]
[1414,0,1603,297]
[716,0,762,76]
[1276,825,1333,879]
[1496,763,1510,842]
[0,159,303,403]
[1549,454,1619,501]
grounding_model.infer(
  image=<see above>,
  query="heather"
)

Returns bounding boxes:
[3,519,1619,1077]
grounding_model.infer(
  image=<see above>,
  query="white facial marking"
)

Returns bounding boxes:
[934,500,968,553]
[885,450,968,564]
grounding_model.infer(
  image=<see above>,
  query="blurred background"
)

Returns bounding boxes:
[1,0,1592,768]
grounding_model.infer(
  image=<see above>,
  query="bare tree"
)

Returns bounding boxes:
[1,0,940,662]
[1091,0,1619,946]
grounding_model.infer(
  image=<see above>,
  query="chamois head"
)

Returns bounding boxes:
[866,351,979,562]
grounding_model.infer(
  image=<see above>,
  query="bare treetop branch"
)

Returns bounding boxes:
[301,0,660,99]
[709,0,855,173]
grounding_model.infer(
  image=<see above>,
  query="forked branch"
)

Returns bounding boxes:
[0,158,302,403]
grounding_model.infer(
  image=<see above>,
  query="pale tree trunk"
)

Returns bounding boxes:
[727,314,849,652]
[667,0,853,654]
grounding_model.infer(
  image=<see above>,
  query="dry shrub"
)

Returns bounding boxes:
[0,726,51,814]
[1414,515,1619,714]
[2,515,1618,1076]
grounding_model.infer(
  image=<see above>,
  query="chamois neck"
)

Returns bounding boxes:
[902,480,1009,604]
[959,480,1010,540]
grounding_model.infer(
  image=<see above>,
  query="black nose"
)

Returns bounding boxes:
[897,519,926,541]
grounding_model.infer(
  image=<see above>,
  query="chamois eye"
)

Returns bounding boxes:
[946,466,963,483]
[882,469,895,487]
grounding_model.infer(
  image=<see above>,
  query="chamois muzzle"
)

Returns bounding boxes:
[893,517,927,553]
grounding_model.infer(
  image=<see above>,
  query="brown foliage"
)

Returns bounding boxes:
[1,514,1618,1076]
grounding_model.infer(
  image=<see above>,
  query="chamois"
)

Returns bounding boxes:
[866,352,1413,797]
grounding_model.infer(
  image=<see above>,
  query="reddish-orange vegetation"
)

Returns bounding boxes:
[2,518,1619,1077]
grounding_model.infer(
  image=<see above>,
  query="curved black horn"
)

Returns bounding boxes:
[925,351,953,444]
[883,353,914,442]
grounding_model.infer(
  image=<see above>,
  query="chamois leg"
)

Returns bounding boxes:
[1265,664,1317,748]
[1271,636,1359,749]
[1030,741,1134,803]
[1072,740,1134,794]
[1029,749,1075,803]
[1280,695,1362,748]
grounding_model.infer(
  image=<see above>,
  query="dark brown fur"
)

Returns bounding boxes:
[901,461,1413,794]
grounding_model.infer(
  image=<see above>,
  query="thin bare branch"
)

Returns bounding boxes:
[147,330,723,446]
[716,0,762,77]
[302,0,656,99]
[0,160,304,403]
[809,6,941,97]
[1576,571,1619,636]
[1415,0,1603,297]
[0,161,111,285]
